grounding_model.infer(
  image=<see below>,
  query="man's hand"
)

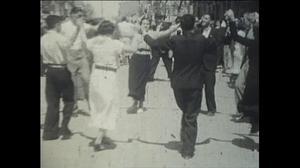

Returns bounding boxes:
[169,23,180,32]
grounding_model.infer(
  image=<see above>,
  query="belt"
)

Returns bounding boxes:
[135,51,151,55]
[95,65,117,72]
[46,64,67,68]
[137,48,151,52]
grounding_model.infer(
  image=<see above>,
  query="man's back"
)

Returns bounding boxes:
[167,32,207,89]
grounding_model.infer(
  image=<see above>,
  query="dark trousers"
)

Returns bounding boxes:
[216,45,224,67]
[149,52,172,79]
[43,67,75,138]
[128,54,151,101]
[203,70,217,112]
[173,88,203,153]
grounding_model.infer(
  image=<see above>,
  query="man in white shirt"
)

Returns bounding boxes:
[41,15,81,140]
[61,7,90,112]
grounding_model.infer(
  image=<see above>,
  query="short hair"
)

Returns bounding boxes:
[180,14,195,31]
[45,15,63,29]
[97,20,115,35]
[154,13,165,20]
[140,17,151,26]
[70,7,83,14]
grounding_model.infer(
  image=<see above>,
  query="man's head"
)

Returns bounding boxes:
[70,7,84,22]
[155,13,165,25]
[201,14,211,28]
[180,14,195,32]
[45,15,63,32]
[96,20,115,36]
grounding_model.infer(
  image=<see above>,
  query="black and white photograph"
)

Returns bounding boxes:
[40,0,259,167]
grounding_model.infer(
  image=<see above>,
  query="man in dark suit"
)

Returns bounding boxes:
[197,14,225,116]
[148,14,173,81]
[162,14,207,159]
[228,11,259,134]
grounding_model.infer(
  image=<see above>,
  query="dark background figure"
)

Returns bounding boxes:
[164,14,208,159]
[229,11,259,134]
[214,19,227,70]
[196,14,225,116]
[148,13,173,81]
[41,15,78,141]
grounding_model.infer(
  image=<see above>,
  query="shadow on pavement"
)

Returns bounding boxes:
[135,138,211,153]
[88,137,117,152]
[198,110,222,115]
[208,134,259,152]
[232,133,259,151]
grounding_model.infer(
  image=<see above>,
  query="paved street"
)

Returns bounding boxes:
[41,62,259,168]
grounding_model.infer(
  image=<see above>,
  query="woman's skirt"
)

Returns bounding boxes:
[88,64,119,130]
[128,53,151,101]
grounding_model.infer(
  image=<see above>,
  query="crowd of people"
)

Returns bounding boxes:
[41,6,259,159]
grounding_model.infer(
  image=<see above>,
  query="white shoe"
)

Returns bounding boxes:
[137,108,145,113]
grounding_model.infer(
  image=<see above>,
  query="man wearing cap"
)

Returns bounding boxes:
[41,15,81,140]
[61,7,90,113]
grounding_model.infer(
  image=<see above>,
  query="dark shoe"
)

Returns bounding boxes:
[94,143,105,152]
[250,124,259,134]
[60,128,73,140]
[180,150,194,159]
[42,134,59,141]
[127,105,138,114]
[207,111,215,116]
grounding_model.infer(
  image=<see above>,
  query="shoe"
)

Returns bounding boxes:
[42,134,59,141]
[207,111,215,116]
[127,105,138,114]
[180,151,194,159]
[137,107,147,113]
[60,128,73,140]
[250,124,259,134]
[94,143,105,152]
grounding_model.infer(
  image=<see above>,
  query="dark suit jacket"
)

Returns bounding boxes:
[166,32,207,89]
[149,22,172,57]
[198,27,226,71]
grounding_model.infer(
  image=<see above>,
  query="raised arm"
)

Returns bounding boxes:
[229,21,254,47]
[150,23,180,40]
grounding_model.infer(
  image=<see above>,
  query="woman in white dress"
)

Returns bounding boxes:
[85,20,134,151]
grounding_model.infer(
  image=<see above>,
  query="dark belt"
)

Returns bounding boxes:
[95,65,117,72]
[46,64,67,69]
[137,48,151,52]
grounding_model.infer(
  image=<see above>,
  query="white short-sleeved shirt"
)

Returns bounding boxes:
[41,30,71,64]
[61,20,88,50]
[87,36,124,68]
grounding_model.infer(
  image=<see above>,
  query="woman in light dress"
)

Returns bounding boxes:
[85,20,135,151]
